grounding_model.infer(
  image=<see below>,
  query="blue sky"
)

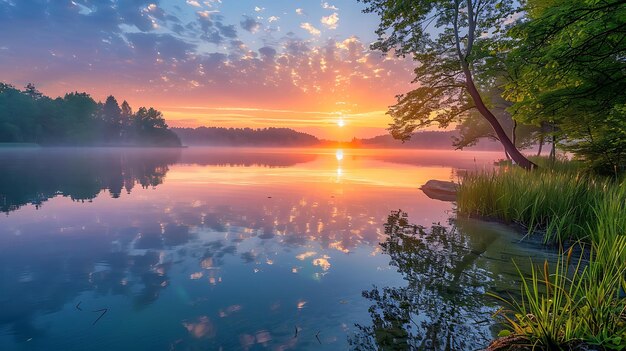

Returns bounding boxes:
[0,0,415,139]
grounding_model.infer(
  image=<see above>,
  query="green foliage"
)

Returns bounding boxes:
[505,0,626,173]
[360,0,536,168]
[359,0,517,138]
[0,82,180,147]
[457,160,626,244]
[460,158,626,348]
[491,240,626,350]
[453,83,542,151]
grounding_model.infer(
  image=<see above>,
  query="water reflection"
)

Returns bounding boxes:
[0,148,180,213]
[349,211,554,350]
[0,148,531,350]
[0,148,321,214]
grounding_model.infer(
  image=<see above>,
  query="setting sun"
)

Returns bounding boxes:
[337,118,345,128]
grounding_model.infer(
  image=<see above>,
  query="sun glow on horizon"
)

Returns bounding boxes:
[337,117,345,128]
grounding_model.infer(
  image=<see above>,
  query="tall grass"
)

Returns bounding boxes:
[491,239,626,350]
[457,161,626,244]
[465,157,626,349]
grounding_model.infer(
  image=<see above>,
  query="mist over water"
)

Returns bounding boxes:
[0,148,553,351]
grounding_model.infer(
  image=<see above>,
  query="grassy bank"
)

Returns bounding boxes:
[457,158,626,349]
[457,158,626,244]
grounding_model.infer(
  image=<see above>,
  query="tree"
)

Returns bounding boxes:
[133,107,168,130]
[0,81,180,147]
[61,92,99,143]
[131,107,181,146]
[23,83,43,100]
[101,95,122,141]
[453,82,541,156]
[359,0,537,169]
[102,96,122,126]
[504,0,626,173]
[119,100,133,141]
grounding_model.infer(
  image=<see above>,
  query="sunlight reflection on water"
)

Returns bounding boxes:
[0,147,551,351]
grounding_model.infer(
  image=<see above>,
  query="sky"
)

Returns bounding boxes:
[0,0,417,140]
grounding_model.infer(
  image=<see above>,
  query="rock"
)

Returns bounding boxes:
[420,180,458,202]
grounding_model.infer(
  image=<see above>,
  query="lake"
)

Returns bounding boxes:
[0,147,554,350]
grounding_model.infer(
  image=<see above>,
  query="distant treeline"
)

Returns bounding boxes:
[173,127,319,146]
[0,82,181,147]
[348,131,503,150]
[173,126,505,150]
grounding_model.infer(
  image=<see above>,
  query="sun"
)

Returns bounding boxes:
[337,118,345,127]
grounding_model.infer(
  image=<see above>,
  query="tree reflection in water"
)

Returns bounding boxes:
[350,210,497,351]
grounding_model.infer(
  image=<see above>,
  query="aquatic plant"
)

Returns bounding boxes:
[457,160,626,244]
[490,239,626,350]
[464,157,626,349]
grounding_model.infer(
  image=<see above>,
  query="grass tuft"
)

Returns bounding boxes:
[457,158,626,245]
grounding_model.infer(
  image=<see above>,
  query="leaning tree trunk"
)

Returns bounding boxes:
[453,0,537,170]
[462,69,537,170]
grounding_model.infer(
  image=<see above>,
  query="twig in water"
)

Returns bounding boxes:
[294,325,298,338]
[92,308,108,325]
[315,331,321,344]
[75,301,82,311]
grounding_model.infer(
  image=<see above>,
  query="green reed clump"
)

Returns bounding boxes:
[457,162,626,244]
[491,238,626,350]
[470,157,626,349]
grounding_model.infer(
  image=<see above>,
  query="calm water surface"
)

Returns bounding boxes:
[0,148,554,350]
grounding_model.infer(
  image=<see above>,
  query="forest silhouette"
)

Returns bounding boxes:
[0,83,180,147]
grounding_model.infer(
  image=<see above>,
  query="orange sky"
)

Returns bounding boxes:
[0,1,418,140]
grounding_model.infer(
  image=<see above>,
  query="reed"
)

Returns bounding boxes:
[457,160,625,244]
[468,158,626,349]
[491,240,626,350]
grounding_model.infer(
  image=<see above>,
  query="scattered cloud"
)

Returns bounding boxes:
[240,16,261,33]
[254,6,264,12]
[321,13,339,29]
[0,0,415,135]
[322,2,339,10]
[300,22,321,36]
[186,0,202,7]
[295,8,305,16]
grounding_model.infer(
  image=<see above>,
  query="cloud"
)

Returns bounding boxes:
[240,16,261,33]
[0,0,416,126]
[194,11,235,43]
[186,0,202,7]
[254,6,264,12]
[321,13,339,29]
[322,2,339,10]
[126,33,195,60]
[300,22,321,36]
[295,8,304,15]
[268,16,279,23]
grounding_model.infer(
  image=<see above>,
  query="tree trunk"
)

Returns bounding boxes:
[462,69,537,170]
[550,135,556,163]
[512,120,517,148]
[549,124,557,162]
[536,134,544,157]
